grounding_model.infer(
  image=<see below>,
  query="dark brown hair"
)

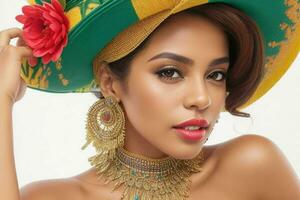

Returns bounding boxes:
[97,2,265,118]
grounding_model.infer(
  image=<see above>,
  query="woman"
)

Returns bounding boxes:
[0,0,299,199]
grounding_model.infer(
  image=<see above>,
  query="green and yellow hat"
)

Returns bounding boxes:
[17,0,299,109]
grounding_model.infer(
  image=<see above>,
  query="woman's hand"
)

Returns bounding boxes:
[0,28,33,105]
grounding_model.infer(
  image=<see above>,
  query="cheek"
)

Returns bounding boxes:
[123,73,173,131]
[209,84,226,110]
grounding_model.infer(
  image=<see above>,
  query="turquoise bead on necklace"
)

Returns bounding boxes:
[134,194,140,200]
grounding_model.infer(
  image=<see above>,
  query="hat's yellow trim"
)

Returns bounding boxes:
[86,3,100,15]
[93,9,171,67]
[240,0,300,109]
[241,25,300,109]
[131,0,208,20]
[131,0,179,20]
[65,6,82,30]
[171,0,209,14]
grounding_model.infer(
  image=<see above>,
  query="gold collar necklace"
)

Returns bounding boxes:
[89,148,205,200]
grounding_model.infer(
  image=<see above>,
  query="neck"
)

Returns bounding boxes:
[124,122,168,159]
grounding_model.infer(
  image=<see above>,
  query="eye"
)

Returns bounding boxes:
[208,71,227,81]
[155,67,183,80]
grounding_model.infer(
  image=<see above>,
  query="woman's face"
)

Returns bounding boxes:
[105,13,229,159]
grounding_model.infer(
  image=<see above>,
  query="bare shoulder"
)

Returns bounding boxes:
[20,168,123,200]
[216,134,300,200]
[217,134,295,171]
[20,177,86,200]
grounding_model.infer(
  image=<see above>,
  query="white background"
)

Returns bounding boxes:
[1,1,299,187]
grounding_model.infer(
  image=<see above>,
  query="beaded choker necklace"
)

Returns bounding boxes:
[89,148,205,200]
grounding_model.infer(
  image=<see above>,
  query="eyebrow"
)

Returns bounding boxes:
[147,52,229,67]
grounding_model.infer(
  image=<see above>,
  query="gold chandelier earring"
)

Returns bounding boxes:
[81,95,125,152]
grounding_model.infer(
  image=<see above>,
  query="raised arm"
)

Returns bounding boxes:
[0,28,32,200]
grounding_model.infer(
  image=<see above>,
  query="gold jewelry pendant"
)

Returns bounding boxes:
[81,96,125,152]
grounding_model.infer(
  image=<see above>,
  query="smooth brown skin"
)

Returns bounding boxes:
[0,14,299,200]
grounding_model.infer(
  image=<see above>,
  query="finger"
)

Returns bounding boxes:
[16,37,26,47]
[17,46,33,58]
[15,77,27,102]
[0,28,23,46]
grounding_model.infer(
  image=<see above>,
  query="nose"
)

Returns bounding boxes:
[183,78,211,111]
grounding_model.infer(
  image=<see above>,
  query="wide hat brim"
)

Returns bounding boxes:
[20,0,299,109]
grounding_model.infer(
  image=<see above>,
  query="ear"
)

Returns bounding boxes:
[94,61,122,101]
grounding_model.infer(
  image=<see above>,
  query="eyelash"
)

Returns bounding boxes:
[156,67,227,82]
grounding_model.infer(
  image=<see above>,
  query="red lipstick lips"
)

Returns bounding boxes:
[173,119,209,141]
[174,119,209,128]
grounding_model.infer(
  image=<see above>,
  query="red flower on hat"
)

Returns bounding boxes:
[16,0,69,66]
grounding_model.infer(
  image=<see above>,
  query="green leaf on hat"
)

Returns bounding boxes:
[57,0,67,9]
